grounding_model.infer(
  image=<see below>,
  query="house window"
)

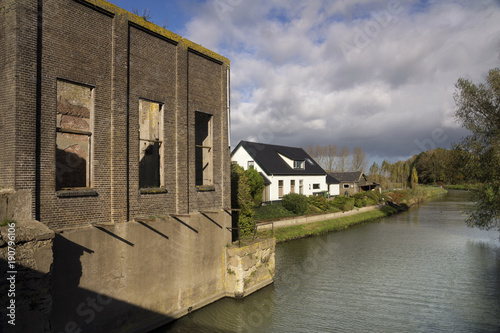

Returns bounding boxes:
[139,99,163,188]
[344,184,350,189]
[248,161,255,169]
[294,160,305,169]
[313,184,320,190]
[195,111,213,186]
[299,180,303,194]
[290,180,295,193]
[278,180,283,198]
[56,80,93,190]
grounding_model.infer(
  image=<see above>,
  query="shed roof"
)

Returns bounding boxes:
[328,171,363,183]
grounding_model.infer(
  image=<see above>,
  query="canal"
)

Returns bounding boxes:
[156,190,500,332]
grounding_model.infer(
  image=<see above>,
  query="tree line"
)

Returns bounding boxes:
[304,145,367,173]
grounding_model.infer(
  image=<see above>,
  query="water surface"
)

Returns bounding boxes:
[157,190,500,332]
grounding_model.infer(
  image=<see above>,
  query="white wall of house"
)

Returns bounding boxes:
[231,146,266,174]
[267,175,328,200]
[329,184,340,196]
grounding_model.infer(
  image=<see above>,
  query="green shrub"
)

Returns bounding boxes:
[308,195,328,211]
[330,196,355,212]
[254,202,295,220]
[354,198,367,208]
[281,193,309,215]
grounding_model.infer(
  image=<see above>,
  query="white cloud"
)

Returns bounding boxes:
[184,0,500,162]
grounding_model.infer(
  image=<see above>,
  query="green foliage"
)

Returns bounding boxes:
[410,166,419,189]
[231,163,254,235]
[308,195,329,211]
[0,219,16,227]
[330,196,355,212]
[281,193,309,215]
[254,202,296,220]
[245,167,265,207]
[454,67,500,230]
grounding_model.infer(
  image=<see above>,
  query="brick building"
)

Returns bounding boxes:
[0,0,231,229]
[0,1,241,331]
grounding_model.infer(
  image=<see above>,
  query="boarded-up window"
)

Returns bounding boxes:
[195,111,213,186]
[139,99,163,188]
[56,80,93,190]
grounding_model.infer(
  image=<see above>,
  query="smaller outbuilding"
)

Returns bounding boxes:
[328,171,379,196]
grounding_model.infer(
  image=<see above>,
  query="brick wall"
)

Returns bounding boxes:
[0,1,20,190]
[3,0,231,229]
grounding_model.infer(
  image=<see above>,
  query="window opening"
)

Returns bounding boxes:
[195,111,213,186]
[56,80,93,190]
[139,99,164,188]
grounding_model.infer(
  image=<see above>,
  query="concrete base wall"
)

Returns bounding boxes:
[0,220,55,333]
[50,211,232,332]
[0,215,276,332]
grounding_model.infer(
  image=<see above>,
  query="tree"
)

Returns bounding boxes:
[336,146,351,172]
[454,67,500,231]
[369,162,380,183]
[231,163,254,236]
[305,144,337,172]
[410,166,418,189]
[245,167,265,207]
[351,147,367,172]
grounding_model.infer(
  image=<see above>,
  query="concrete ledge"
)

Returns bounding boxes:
[0,219,55,245]
[257,205,381,231]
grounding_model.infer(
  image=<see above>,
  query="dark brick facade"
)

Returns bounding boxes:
[0,0,231,230]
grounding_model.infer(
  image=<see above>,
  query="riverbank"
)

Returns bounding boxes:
[256,186,447,243]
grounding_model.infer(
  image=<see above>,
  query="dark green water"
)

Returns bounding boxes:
[157,190,500,332]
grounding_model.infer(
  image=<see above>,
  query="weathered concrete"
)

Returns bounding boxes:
[0,220,54,333]
[257,205,381,231]
[225,238,275,298]
[0,189,33,222]
[50,212,232,332]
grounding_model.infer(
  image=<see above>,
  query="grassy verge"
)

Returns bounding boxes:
[256,206,398,243]
[444,184,481,191]
[255,186,447,243]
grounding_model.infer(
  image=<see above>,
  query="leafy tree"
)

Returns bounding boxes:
[454,67,500,231]
[231,163,254,236]
[410,166,418,189]
[245,167,265,207]
[369,162,380,183]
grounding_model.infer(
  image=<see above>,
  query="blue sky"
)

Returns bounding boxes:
[109,0,500,166]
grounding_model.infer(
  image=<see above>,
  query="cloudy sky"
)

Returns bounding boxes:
[112,0,500,164]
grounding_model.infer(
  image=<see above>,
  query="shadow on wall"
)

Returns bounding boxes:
[56,147,87,189]
[0,235,176,333]
[50,234,172,332]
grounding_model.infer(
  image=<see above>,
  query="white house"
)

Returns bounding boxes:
[231,141,340,201]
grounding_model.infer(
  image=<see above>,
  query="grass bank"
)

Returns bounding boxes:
[256,186,447,244]
[444,184,481,191]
